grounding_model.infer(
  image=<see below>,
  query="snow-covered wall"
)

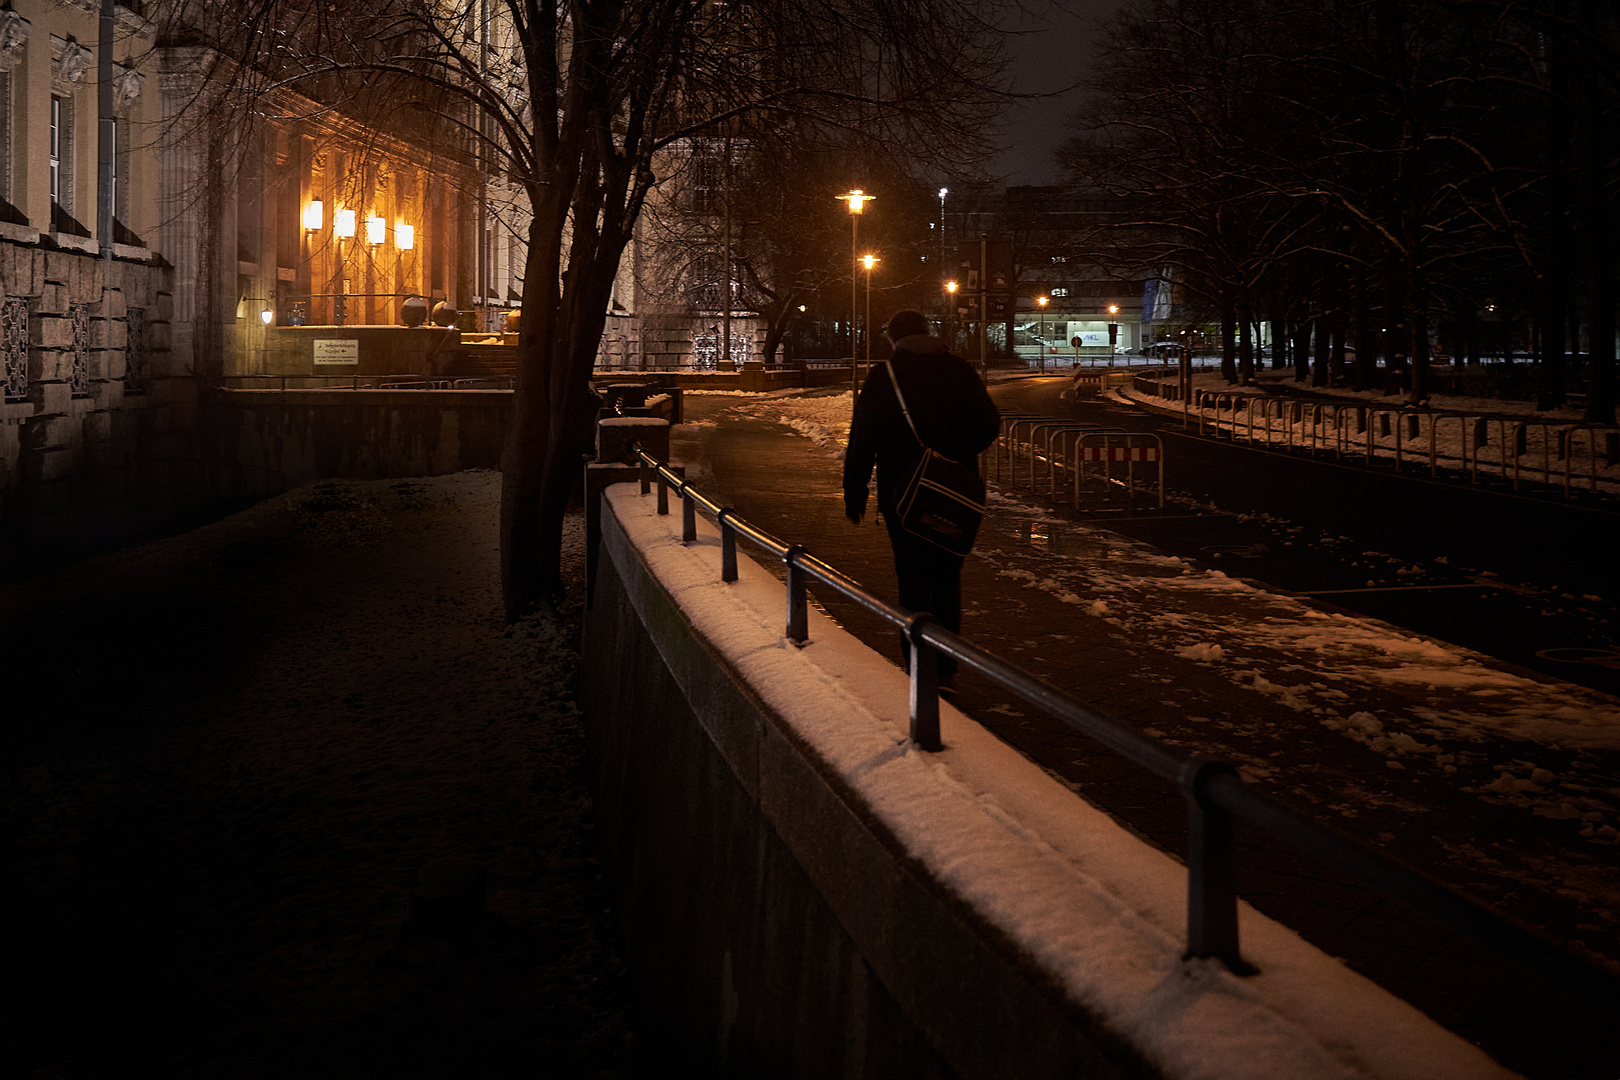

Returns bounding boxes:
[582,482,1521,1080]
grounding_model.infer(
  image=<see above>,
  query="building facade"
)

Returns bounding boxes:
[0,0,501,549]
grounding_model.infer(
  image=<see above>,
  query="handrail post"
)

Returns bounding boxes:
[719,509,739,582]
[784,545,809,644]
[639,459,651,495]
[681,482,697,541]
[906,614,942,751]
[657,469,671,515]
[1181,758,1250,973]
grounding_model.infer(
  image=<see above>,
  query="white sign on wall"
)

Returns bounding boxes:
[313,339,359,365]
[1065,327,1110,347]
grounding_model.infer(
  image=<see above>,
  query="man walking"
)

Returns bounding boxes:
[843,309,1001,684]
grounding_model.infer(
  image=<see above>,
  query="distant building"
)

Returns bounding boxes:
[945,184,1158,357]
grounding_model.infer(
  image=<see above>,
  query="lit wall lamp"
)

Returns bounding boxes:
[236,296,274,325]
[302,199,324,232]
[334,208,356,239]
[366,215,387,245]
[396,222,414,250]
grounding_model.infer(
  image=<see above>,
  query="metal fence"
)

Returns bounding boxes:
[993,413,1166,508]
[220,374,514,391]
[1133,377,1620,499]
[625,444,1620,1011]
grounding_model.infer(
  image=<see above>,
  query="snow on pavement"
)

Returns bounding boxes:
[719,388,1620,946]
[604,482,1517,1080]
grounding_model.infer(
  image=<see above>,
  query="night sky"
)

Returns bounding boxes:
[993,0,1127,184]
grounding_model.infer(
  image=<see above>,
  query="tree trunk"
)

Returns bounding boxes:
[501,220,568,619]
[1330,315,1349,386]
[1407,305,1429,406]
[1220,297,1238,384]
[1237,297,1255,384]
[1352,272,1375,390]
[1576,0,1616,425]
[1312,315,1331,386]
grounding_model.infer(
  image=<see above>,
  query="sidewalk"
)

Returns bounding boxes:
[676,388,1620,1080]
[1,472,636,1079]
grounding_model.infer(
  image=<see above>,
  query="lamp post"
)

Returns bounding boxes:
[1037,295,1049,373]
[938,187,948,293]
[945,280,959,351]
[1108,303,1120,366]
[836,189,874,394]
[861,254,880,366]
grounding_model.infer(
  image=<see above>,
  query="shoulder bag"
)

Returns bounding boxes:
[886,359,987,557]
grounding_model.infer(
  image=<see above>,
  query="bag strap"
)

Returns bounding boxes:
[884,359,926,448]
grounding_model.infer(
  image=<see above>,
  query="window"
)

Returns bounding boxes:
[49,96,61,202]
[50,94,73,213]
[1051,287,1068,298]
[1,71,10,205]
[107,116,123,228]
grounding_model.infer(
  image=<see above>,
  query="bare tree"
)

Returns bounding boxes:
[158,0,1010,615]
[1059,0,1619,415]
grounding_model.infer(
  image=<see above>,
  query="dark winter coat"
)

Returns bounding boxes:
[842,334,1001,521]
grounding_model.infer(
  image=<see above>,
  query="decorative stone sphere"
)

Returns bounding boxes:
[431,301,458,327]
[401,295,429,327]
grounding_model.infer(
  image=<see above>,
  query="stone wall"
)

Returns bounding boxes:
[2,236,193,553]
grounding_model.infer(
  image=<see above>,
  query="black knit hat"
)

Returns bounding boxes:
[886,309,929,342]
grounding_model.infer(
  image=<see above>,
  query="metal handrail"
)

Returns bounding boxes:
[218,373,514,392]
[625,445,1620,1009]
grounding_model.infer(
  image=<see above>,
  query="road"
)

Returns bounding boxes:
[992,376,1620,699]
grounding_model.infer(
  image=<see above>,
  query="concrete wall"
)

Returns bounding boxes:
[580,484,1519,1080]
[255,326,465,379]
[582,497,1147,1080]
[202,388,510,500]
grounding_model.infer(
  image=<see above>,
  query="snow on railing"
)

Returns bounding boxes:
[624,441,1620,1010]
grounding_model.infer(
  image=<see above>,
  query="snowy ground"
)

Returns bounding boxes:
[2,473,638,1078]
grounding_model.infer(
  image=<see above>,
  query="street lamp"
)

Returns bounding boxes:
[1037,295,1049,372]
[861,254,880,366]
[938,187,948,291]
[1108,303,1120,366]
[236,296,274,325]
[836,189,874,393]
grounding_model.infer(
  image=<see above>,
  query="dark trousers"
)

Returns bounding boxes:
[883,514,966,680]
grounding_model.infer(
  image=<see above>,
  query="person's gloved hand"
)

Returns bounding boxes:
[845,494,866,525]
